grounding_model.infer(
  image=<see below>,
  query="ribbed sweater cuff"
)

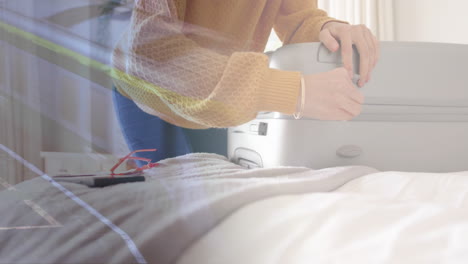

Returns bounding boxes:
[258,68,301,115]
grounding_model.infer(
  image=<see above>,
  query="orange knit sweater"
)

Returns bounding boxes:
[112,0,337,129]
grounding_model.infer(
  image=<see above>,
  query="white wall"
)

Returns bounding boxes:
[394,0,468,44]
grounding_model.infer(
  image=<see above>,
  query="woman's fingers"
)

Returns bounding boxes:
[347,88,365,105]
[320,22,380,85]
[337,30,354,79]
[330,109,355,121]
[372,33,380,68]
[302,67,364,121]
[319,28,340,52]
[354,37,370,87]
[339,96,362,118]
[333,68,364,104]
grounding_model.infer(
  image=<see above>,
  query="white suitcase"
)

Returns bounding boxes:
[228,42,468,172]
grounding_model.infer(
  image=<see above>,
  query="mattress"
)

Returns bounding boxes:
[179,169,468,264]
[1,153,468,264]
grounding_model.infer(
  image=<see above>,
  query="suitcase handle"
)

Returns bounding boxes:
[317,43,361,86]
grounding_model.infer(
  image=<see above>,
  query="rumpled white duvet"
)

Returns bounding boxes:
[1,153,468,264]
[179,169,468,264]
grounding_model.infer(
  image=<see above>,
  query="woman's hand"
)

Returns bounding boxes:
[319,22,380,87]
[302,67,364,120]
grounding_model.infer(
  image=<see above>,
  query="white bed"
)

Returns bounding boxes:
[179,169,468,264]
[1,153,468,264]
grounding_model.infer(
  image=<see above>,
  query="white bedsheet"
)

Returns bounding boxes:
[178,170,468,264]
[0,153,375,264]
[2,152,467,264]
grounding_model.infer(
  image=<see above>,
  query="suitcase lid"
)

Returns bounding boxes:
[268,42,468,121]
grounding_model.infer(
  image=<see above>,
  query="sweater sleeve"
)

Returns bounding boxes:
[111,0,301,129]
[274,0,345,44]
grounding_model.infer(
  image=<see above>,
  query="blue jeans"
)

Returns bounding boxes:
[112,88,192,165]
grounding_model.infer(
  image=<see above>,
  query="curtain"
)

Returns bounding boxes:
[318,0,395,41]
[0,43,43,184]
[0,2,130,183]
